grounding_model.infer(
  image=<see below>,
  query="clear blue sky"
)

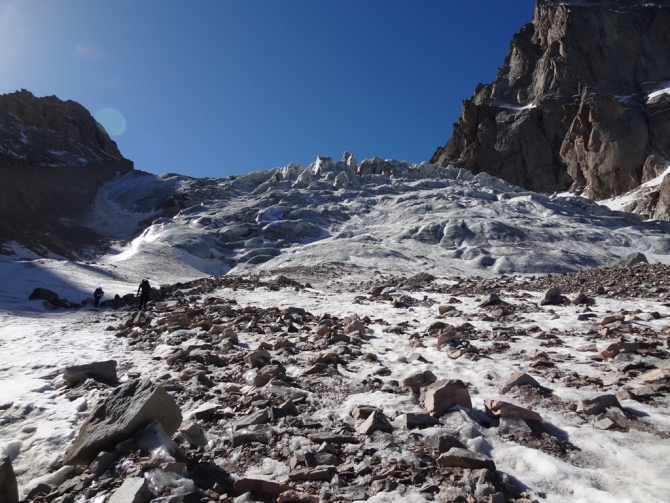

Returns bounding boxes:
[0,0,536,178]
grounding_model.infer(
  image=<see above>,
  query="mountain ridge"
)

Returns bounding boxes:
[431,0,670,219]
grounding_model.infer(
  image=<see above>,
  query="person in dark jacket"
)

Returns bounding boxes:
[93,287,104,308]
[137,279,151,310]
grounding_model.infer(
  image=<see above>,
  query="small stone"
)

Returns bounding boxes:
[576,395,622,415]
[233,478,290,498]
[289,467,336,482]
[403,370,437,393]
[400,412,439,429]
[437,448,496,470]
[358,410,393,435]
[179,422,202,437]
[351,405,379,421]
[234,408,269,431]
[422,379,472,417]
[478,293,501,307]
[438,305,456,315]
[539,287,562,306]
[639,368,670,383]
[501,372,541,394]
[484,400,542,422]
[108,477,151,503]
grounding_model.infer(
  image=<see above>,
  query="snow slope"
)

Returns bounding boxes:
[1,154,670,502]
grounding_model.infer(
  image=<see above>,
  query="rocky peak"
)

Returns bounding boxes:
[0,89,130,169]
[432,0,670,218]
[0,90,134,256]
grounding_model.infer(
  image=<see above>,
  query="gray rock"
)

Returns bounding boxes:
[63,360,118,386]
[358,410,393,435]
[0,457,19,503]
[288,467,336,482]
[498,416,532,435]
[63,379,182,465]
[232,431,268,447]
[539,287,562,306]
[437,448,496,471]
[422,379,472,417]
[308,433,358,444]
[233,479,290,498]
[234,408,269,431]
[244,349,272,369]
[423,433,465,452]
[402,370,437,393]
[501,371,541,394]
[609,252,649,268]
[576,394,622,416]
[89,451,116,476]
[400,413,439,429]
[108,477,152,503]
[478,293,501,307]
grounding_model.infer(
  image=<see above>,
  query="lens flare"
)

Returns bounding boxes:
[95,108,126,136]
[0,4,25,65]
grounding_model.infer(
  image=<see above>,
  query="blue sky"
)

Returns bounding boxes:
[0,0,536,178]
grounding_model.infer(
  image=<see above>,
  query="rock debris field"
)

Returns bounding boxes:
[2,262,670,503]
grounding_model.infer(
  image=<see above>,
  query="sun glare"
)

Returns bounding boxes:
[95,108,127,136]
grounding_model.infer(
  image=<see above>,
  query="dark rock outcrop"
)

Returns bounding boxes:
[0,89,133,255]
[432,0,670,216]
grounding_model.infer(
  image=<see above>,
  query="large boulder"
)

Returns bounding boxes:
[62,379,182,465]
[422,379,472,417]
[63,360,118,387]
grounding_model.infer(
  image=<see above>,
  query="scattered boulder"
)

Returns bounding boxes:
[108,477,152,503]
[62,379,182,465]
[478,293,501,307]
[539,287,563,306]
[422,379,472,417]
[576,395,622,416]
[501,372,541,394]
[233,478,290,498]
[403,370,437,393]
[63,360,118,387]
[358,410,393,435]
[484,400,542,422]
[437,448,496,471]
[609,253,648,268]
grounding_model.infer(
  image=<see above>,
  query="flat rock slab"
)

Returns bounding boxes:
[501,372,541,394]
[309,433,358,444]
[63,378,182,465]
[576,394,622,415]
[234,408,269,431]
[422,379,472,418]
[358,410,393,435]
[289,467,336,482]
[484,400,542,422]
[401,413,439,429]
[63,360,118,387]
[233,478,290,498]
[437,448,496,471]
[108,477,151,503]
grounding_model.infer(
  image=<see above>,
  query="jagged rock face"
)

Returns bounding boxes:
[0,89,128,169]
[0,90,133,255]
[432,0,670,205]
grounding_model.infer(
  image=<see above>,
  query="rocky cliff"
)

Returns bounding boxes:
[431,0,670,219]
[0,90,133,256]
